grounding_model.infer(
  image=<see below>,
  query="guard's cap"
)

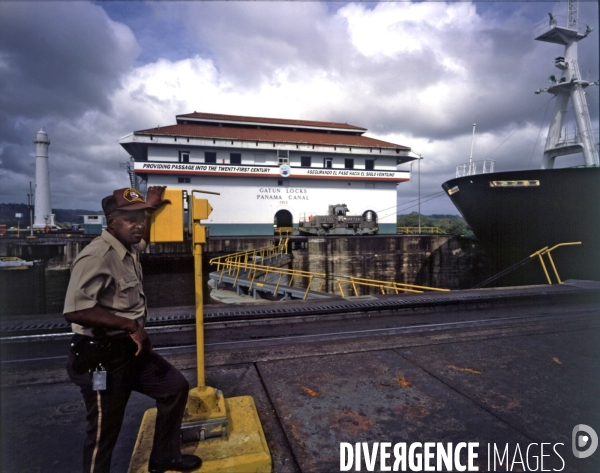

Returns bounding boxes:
[102,188,156,215]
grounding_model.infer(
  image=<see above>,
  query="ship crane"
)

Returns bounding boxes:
[534,0,599,169]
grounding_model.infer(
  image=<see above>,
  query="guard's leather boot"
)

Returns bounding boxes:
[148,454,202,472]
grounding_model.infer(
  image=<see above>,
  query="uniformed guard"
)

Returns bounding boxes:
[64,187,201,473]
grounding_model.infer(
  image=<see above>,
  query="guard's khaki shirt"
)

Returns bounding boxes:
[64,230,147,336]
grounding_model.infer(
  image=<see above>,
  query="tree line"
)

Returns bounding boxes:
[0,203,101,228]
[397,212,474,238]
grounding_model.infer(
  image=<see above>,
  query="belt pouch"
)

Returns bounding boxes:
[70,334,112,374]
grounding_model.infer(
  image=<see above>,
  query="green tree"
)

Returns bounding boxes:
[397,212,475,238]
[397,212,433,228]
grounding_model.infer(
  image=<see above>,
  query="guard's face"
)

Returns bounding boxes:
[107,210,146,249]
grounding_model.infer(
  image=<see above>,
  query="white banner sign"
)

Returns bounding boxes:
[135,162,409,181]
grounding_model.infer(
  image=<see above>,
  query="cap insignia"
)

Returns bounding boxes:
[122,188,145,203]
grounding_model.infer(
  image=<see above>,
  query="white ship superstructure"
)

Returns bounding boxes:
[534,2,599,169]
[120,112,419,236]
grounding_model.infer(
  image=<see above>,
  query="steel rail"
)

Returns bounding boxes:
[2,282,598,338]
[4,309,598,365]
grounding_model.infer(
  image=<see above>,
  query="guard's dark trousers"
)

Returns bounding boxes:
[67,348,189,473]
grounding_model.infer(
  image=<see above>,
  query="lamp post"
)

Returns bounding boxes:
[15,213,22,238]
[418,155,421,234]
[27,182,35,239]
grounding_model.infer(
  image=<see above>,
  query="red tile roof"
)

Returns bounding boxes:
[176,112,367,133]
[135,123,410,150]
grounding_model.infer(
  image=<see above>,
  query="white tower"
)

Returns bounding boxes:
[33,129,56,229]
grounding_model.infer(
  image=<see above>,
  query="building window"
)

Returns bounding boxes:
[277,149,289,164]
[345,158,354,169]
[230,153,242,165]
[301,156,311,167]
[324,158,333,169]
[179,151,190,163]
[205,152,216,164]
[365,159,375,170]
[178,177,191,184]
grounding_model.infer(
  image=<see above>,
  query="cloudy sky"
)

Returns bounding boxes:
[1,0,598,216]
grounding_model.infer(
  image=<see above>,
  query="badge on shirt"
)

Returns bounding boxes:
[118,274,139,290]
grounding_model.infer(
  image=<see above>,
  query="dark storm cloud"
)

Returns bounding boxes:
[0,2,139,206]
[0,2,138,120]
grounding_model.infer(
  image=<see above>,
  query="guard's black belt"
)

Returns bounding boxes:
[70,333,137,373]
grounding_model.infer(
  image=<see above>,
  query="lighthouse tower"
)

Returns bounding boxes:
[33,129,56,229]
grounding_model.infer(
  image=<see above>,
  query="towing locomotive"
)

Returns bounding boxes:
[298,204,378,236]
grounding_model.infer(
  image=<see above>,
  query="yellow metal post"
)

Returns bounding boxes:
[194,223,206,387]
[184,194,228,438]
[530,242,582,285]
[537,254,552,284]
[545,251,561,284]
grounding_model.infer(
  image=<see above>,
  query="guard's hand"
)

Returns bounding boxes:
[130,326,153,356]
[145,186,171,209]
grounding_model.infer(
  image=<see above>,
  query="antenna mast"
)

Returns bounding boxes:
[567,0,578,29]
[468,123,476,176]
[534,0,598,169]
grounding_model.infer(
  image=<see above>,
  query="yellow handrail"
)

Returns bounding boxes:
[530,241,581,284]
[209,238,289,281]
[336,276,449,297]
[211,259,326,300]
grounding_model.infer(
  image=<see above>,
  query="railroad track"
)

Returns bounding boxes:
[3,305,599,369]
[2,282,599,367]
[2,280,599,339]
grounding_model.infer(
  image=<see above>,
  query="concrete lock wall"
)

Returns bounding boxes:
[0,235,491,315]
[290,235,492,295]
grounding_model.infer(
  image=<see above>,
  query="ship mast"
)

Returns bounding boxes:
[534,0,598,169]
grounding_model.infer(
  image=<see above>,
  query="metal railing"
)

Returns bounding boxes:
[534,15,589,38]
[209,238,330,300]
[455,159,495,178]
[212,259,326,300]
[553,127,599,148]
[397,227,447,235]
[209,238,289,269]
[472,241,582,288]
[336,276,450,297]
[530,242,582,284]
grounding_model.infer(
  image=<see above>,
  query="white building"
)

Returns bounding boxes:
[82,214,105,234]
[119,112,419,236]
